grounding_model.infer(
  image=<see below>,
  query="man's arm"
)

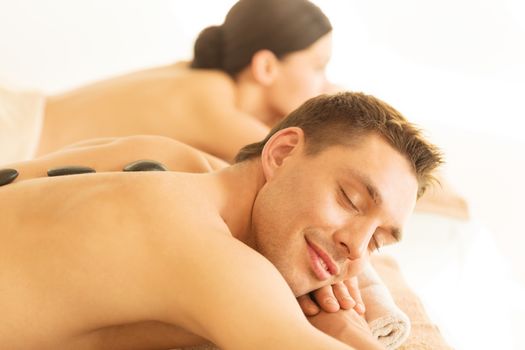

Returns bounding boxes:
[148,223,360,350]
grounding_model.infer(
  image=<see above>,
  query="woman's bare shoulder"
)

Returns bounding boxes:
[177,67,236,99]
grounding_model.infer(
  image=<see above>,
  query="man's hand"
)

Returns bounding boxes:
[308,308,385,350]
[297,277,365,316]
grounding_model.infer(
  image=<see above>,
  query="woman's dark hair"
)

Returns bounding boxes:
[190,0,332,77]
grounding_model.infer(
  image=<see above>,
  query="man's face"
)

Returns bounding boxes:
[251,134,418,296]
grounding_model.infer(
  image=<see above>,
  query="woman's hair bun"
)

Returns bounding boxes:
[190,25,223,70]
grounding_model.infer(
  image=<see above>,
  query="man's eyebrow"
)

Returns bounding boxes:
[346,169,381,206]
[365,183,380,206]
[346,169,403,241]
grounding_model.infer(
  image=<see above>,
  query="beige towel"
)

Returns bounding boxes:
[0,84,45,165]
[415,172,469,220]
[178,261,410,350]
[359,260,411,349]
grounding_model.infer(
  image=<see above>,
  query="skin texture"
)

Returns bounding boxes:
[37,34,333,162]
[10,135,228,183]
[1,129,416,350]
[9,135,365,316]
[249,130,417,296]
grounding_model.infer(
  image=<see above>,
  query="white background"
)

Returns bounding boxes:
[1,0,524,348]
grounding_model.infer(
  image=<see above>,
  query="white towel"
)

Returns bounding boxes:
[359,260,411,349]
[0,84,45,165]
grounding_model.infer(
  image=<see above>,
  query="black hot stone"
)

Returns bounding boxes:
[0,168,19,186]
[47,166,96,177]
[123,160,168,172]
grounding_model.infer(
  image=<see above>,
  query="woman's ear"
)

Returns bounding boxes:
[261,127,304,181]
[250,49,279,86]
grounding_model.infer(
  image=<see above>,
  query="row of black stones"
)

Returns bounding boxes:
[0,160,168,187]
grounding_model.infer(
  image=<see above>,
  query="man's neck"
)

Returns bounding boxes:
[213,160,266,247]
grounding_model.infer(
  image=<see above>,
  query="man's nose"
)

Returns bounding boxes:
[333,219,377,261]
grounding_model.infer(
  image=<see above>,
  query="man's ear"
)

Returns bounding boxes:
[250,49,279,86]
[261,127,304,181]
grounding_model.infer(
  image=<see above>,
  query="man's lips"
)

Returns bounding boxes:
[306,239,340,281]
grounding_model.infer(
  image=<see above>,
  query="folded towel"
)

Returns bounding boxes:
[359,259,411,349]
[371,255,453,350]
[178,261,410,350]
[0,84,45,165]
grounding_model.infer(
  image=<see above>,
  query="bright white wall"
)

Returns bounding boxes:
[0,0,186,91]
[1,1,524,346]
[316,0,525,284]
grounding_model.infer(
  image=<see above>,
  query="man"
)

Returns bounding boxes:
[0,92,442,349]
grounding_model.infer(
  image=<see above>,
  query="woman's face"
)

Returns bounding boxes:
[268,32,333,121]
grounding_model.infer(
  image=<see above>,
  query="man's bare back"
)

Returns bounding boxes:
[1,170,325,349]
[13,135,227,183]
[1,137,239,349]
[1,138,388,350]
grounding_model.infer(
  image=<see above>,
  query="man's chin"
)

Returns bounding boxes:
[282,271,320,297]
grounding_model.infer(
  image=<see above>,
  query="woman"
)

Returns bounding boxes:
[37,0,335,162]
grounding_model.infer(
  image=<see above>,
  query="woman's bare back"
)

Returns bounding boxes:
[37,64,268,161]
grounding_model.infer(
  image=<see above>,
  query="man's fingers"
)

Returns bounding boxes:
[297,294,320,316]
[345,278,366,315]
[311,285,340,313]
[332,281,356,310]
